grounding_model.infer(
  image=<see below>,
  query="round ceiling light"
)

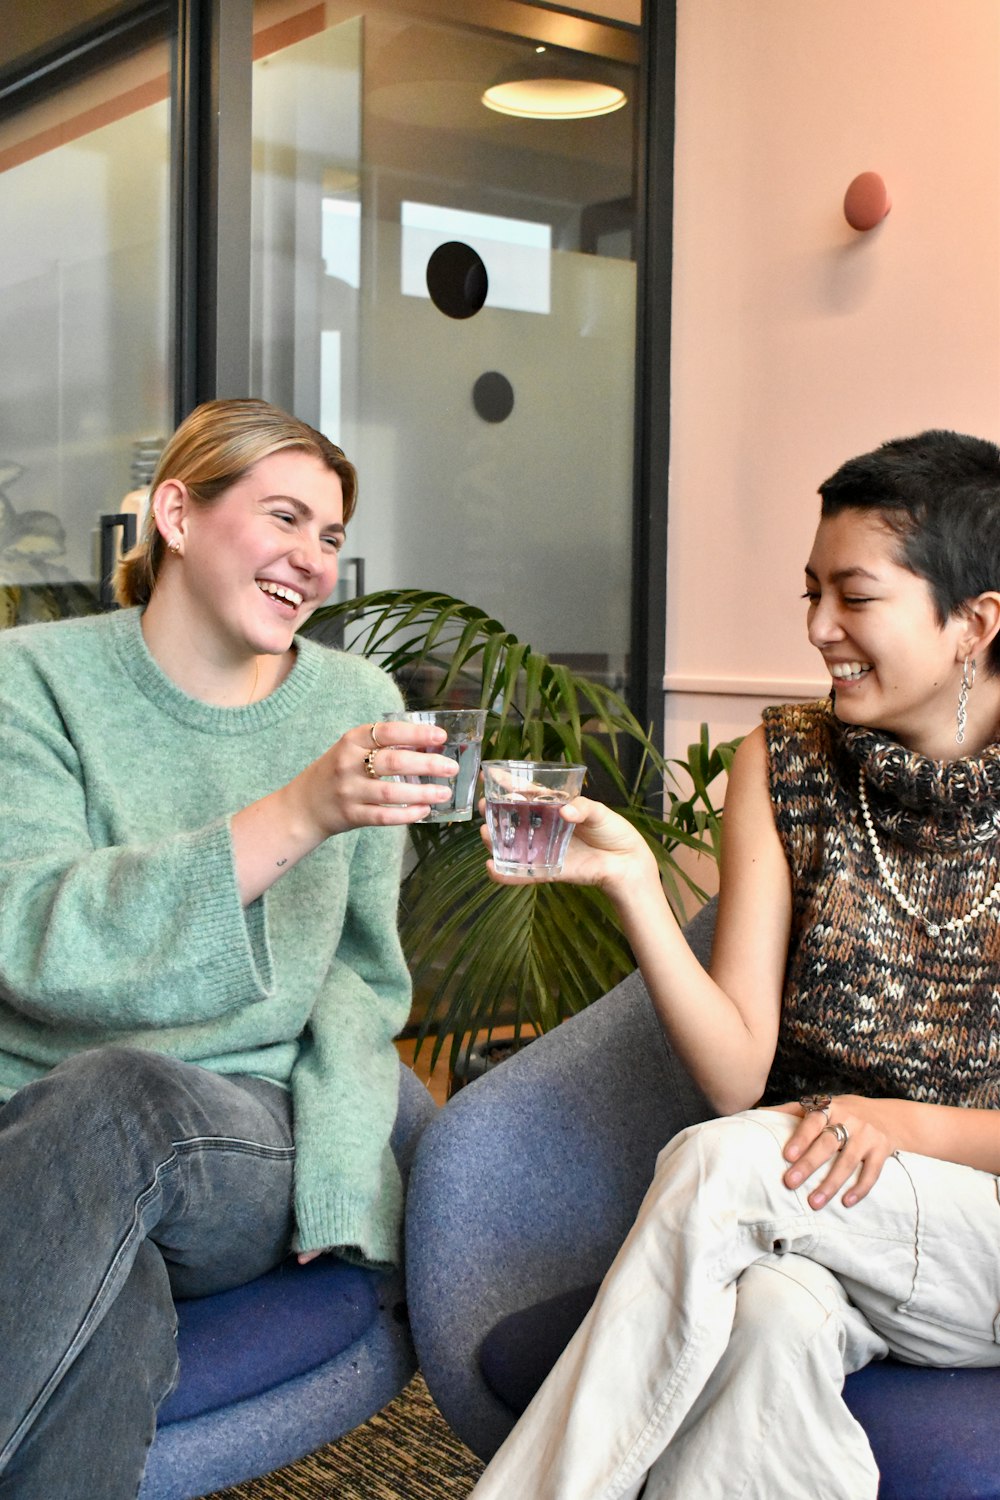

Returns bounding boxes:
[482,76,626,121]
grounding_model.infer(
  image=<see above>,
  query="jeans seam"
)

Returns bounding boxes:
[172,1135,295,1160]
[0,1135,294,1468]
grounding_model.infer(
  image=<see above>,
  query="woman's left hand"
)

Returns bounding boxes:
[766,1095,899,1210]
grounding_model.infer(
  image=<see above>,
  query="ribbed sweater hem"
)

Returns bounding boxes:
[294,1189,400,1271]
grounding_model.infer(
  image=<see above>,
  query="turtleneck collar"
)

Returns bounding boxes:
[832,709,1000,850]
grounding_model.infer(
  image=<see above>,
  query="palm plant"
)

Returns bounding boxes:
[305,589,739,1071]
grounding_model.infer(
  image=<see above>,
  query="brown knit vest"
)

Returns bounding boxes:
[761,700,1000,1107]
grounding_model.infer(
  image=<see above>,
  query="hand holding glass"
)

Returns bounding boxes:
[481,761,586,877]
[383,709,487,822]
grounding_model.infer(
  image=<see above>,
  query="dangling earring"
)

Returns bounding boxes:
[956,655,977,744]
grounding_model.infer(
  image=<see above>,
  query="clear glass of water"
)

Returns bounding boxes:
[383,708,487,823]
[481,761,587,877]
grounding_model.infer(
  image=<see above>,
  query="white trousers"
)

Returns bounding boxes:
[470,1110,1000,1500]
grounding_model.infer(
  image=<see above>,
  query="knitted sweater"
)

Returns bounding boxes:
[0,609,411,1267]
[762,700,1000,1108]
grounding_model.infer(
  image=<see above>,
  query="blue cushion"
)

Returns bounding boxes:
[480,1284,597,1416]
[481,1285,1000,1500]
[159,1257,380,1423]
[843,1361,1000,1500]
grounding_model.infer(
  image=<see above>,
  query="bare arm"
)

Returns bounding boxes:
[484,725,792,1112]
[612,727,790,1111]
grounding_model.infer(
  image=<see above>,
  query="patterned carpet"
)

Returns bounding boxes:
[204,1375,485,1500]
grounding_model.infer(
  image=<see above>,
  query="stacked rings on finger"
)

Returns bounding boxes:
[364,747,380,778]
[799,1093,832,1120]
[822,1122,850,1152]
[370,723,386,748]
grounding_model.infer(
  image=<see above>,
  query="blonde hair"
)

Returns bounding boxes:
[114,398,358,608]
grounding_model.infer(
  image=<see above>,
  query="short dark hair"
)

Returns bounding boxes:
[819,429,1000,674]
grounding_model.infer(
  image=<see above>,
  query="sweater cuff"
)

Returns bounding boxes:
[294,1189,401,1271]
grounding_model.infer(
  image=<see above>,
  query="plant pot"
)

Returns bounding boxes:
[448,1033,537,1097]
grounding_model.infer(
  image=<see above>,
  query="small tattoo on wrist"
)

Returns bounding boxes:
[276,857,288,867]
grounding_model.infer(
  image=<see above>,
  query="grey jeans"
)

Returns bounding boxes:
[471,1108,1000,1500]
[0,1046,297,1498]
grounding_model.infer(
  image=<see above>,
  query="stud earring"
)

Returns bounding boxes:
[167,537,181,555]
[956,655,977,744]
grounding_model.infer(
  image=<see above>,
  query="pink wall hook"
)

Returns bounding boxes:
[843,172,891,231]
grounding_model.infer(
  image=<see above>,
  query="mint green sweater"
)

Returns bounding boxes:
[0,609,411,1267]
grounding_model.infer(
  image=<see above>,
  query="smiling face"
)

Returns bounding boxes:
[804,508,970,757]
[157,448,345,671]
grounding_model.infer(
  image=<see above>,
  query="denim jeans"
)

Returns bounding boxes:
[0,1046,296,1498]
[471,1109,1000,1500]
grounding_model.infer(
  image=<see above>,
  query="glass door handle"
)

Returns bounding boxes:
[342,556,365,598]
[98,513,138,609]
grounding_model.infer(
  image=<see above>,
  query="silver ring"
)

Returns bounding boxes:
[800,1093,832,1120]
[364,747,380,778]
[370,723,386,749]
[822,1122,850,1152]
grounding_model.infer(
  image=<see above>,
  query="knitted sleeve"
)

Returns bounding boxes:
[286,654,412,1268]
[290,815,412,1267]
[0,641,272,1031]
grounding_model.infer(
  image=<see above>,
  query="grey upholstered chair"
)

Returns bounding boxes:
[139,1062,435,1500]
[406,901,1000,1499]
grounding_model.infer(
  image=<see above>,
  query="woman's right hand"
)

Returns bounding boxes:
[480,794,658,893]
[294,719,458,840]
[232,720,458,905]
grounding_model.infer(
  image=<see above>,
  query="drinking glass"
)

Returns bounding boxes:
[481,761,586,877]
[383,708,487,823]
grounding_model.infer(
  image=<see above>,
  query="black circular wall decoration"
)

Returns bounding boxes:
[426,241,488,319]
[472,371,515,424]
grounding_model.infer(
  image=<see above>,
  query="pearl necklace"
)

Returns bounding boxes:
[857,767,1000,938]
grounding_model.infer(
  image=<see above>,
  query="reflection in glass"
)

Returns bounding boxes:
[402,203,550,314]
[0,40,172,623]
[251,4,636,692]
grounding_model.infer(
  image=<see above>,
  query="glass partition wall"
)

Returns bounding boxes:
[250,1,639,689]
[0,25,173,625]
[0,0,650,713]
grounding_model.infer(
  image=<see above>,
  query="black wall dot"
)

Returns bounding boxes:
[472,371,515,424]
[426,241,488,319]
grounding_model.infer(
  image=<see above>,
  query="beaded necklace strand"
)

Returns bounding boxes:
[858,766,1000,938]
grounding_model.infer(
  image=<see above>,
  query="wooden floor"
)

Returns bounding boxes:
[395,1035,453,1107]
[395,1025,535,1107]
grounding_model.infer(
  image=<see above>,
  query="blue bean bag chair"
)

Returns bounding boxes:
[139,1062,435,1500]
[406,902,1000,1499]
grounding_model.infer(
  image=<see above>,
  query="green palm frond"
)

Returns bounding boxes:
[305,589,740,1062]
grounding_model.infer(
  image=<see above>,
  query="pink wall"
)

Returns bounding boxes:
[665,0,1000,763]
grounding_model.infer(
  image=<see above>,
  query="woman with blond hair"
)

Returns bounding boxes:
[0,398,455,1496]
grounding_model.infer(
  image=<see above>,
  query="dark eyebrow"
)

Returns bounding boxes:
[268,494,345,536]
[803,564,882,584]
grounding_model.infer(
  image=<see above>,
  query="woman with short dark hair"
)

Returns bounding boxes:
[472,429,1000,1500]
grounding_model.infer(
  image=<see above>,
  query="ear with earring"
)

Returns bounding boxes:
[956,656,976,744]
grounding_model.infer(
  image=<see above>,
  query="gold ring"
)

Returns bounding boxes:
[364,747,380,778]
[370,723,386,749]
